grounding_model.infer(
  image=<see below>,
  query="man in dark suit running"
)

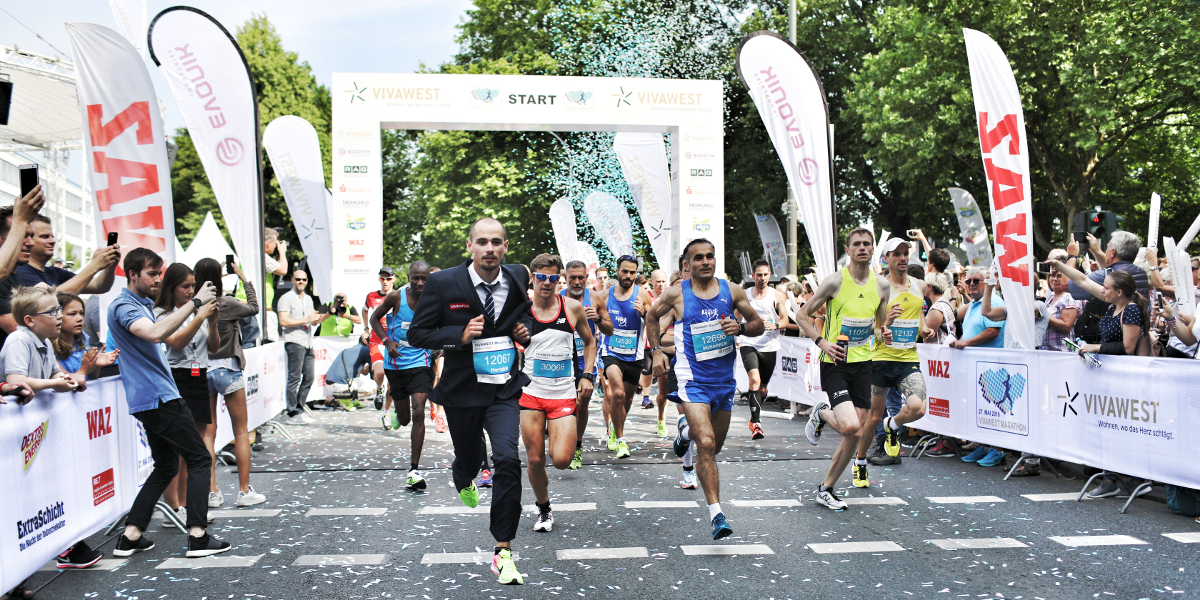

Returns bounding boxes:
[408,217,531,585]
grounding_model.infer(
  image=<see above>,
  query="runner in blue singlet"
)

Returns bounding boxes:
[600,256,654,459]
[647,239,764,541]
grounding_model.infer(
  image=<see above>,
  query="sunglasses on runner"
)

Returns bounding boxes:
[534,273,562,283]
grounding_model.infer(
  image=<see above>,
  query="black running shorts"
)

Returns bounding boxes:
[820,360,872,410]
[603,355,642,386]
[739,347,777,388]
[384,367,434,400]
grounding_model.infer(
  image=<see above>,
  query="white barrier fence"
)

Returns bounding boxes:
[214,342,290,449]
[310,336,362,401]
[765,338,1200,490]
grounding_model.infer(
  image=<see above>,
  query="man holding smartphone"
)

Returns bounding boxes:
[17,216,120,293]
[0,184,49,349]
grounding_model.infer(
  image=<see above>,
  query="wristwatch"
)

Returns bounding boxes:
[581,372,596,382]
[738,323,746,335]
[650,345,664,354]
[192,297,202,310]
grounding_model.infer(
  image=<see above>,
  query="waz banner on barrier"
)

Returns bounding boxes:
[964,28,1035,349]
[149,7,264,327]
[67,22,176,341]
[948,187,993,267]
[263,116,333,300]
[737,31,836,279]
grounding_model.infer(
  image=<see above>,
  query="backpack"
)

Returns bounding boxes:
[1165,484,1200,517]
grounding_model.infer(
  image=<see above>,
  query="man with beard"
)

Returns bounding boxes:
[601,255,655,459]
[370,261,434,490]
[647,239,764,539]
[560,260,613,469]
[408,218,531,585]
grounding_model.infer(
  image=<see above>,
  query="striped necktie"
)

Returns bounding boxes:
[481,281,497,323]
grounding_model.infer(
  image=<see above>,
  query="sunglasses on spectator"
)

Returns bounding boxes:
[293,278,308,283]
[535,273,562,283]
[964,278,983,285]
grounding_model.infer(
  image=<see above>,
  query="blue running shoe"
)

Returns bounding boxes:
[673,415,689,457]
[961,446,989,463]
[977,448,1006,467]
[711,513,733,540]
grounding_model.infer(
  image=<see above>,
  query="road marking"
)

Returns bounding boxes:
[418,506,489,515]
[155,555,263,569]
[421,552,517,564]
[926,495,1006,504]
[807,541,905,554]
[556,547,649,560]
[305,508,387,516]
[1163,532,1200,544]
[928,538,1029,550]
[681,544,774,555]
[1048,535,1148,547]
[209,509,283,518]
[624,501,698,509]
[843,496,908,506]
[760,411,795,420]
[731,499,800,507]
[524,502,598,512]
[1021,493,1080,502]
[41,558,127,571]
[292,554,387,566]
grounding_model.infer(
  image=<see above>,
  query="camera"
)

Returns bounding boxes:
[334,295,346,315]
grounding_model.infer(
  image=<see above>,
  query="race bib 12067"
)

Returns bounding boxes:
[472,337,516,384]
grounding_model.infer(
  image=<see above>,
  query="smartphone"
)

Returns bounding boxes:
[1072,231,1087,244]
[225,254,235,275]
[1036,262,1052,274]
[906,229,920,238]
[107,231,118,247]
[19,164,38,197]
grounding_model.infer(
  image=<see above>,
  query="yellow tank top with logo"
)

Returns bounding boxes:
[873,281,922,363]
[822,268,880,364]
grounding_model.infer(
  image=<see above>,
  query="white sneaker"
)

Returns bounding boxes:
[533,509,554,532]
[236,485,267,507]
[208,490,224,508]
[814,487,847,511]
[680,469,698,489]
[162,506,186,529]
[805,399,830,446]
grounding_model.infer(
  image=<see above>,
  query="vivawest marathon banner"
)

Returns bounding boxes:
[149,7,265,327]
[964,28,1035,349]
[909,345,1199,490]
[613,132,672,270]
[948,187,993,267]
[263,116,334,300]
[0,378,150,594]
[737,31,836,279]
[66,22,176,341]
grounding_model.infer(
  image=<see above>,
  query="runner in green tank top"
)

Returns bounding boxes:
[855,238,932,489]
[795,228,893,511]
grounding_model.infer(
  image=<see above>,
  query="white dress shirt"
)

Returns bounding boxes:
[467,262,509,321]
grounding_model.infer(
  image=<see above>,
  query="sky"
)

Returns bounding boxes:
[2,0,474,178]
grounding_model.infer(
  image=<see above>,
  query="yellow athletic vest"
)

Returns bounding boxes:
[822,268,879,364]
[873,280,922,363]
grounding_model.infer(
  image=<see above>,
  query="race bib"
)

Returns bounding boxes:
[839,317,874,348]
[530,349,573,380]
[690,320,734,361]
[889,318,918,349]
[573,332,584,355]
[397,321,412,347]
[472,337,516,384]
[608,329,639,355]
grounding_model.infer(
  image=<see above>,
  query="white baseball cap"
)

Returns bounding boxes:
[881,238,912,254]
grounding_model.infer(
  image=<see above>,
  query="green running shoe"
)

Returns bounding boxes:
[490,548,523,585]
[406,470,427,491]
[615,439,631,459]
[457,482,479,508]
[569,447,583,470]
[606,421,618,451]
[656,420,668,438]
[390,409,401,430]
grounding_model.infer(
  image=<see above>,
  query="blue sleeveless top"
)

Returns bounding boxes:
[603,284,643,362]
[385,287,430,371]
[674,279,736,385]
[561,288,596,374]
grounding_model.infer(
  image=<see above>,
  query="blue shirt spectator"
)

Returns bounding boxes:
[107,287,180,413]
[962,292,1006,349]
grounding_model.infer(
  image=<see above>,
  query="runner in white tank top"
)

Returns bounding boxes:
[736,260,789,439]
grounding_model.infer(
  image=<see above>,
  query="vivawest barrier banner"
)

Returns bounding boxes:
[149,7,265,330]
[309,336,362,402]
[0,378,149,593]
[737,31,836,279]
[964,28,1035,349]
[613,132,672,270]
[583,191,635,259]
[67,23,177,344]
[549,198,579,264]
[214,342,289,449]
[263,116,334,300]
[910,345,1199,489]
[754,214,788,277]
[948,187,993,267]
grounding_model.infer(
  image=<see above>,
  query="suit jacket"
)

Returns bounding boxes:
[408,260,532,408]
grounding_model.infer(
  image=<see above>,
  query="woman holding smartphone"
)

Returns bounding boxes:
[194,258,264,507]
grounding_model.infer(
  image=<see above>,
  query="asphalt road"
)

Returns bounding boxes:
[28,396,1198,600]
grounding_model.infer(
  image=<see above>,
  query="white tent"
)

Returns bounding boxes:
[179,212,242,294]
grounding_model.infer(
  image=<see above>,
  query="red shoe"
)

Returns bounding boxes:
[479,469,493,487]
[749,421,765,440]
[434,411,447,433]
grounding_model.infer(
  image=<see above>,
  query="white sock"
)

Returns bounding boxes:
[708,502,722,520]
[682,441,695,469]
[854,458,868,466]
[886,416,898,432]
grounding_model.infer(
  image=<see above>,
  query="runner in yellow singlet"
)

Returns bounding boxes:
[853,238,931,488]
[795,228,892,511]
